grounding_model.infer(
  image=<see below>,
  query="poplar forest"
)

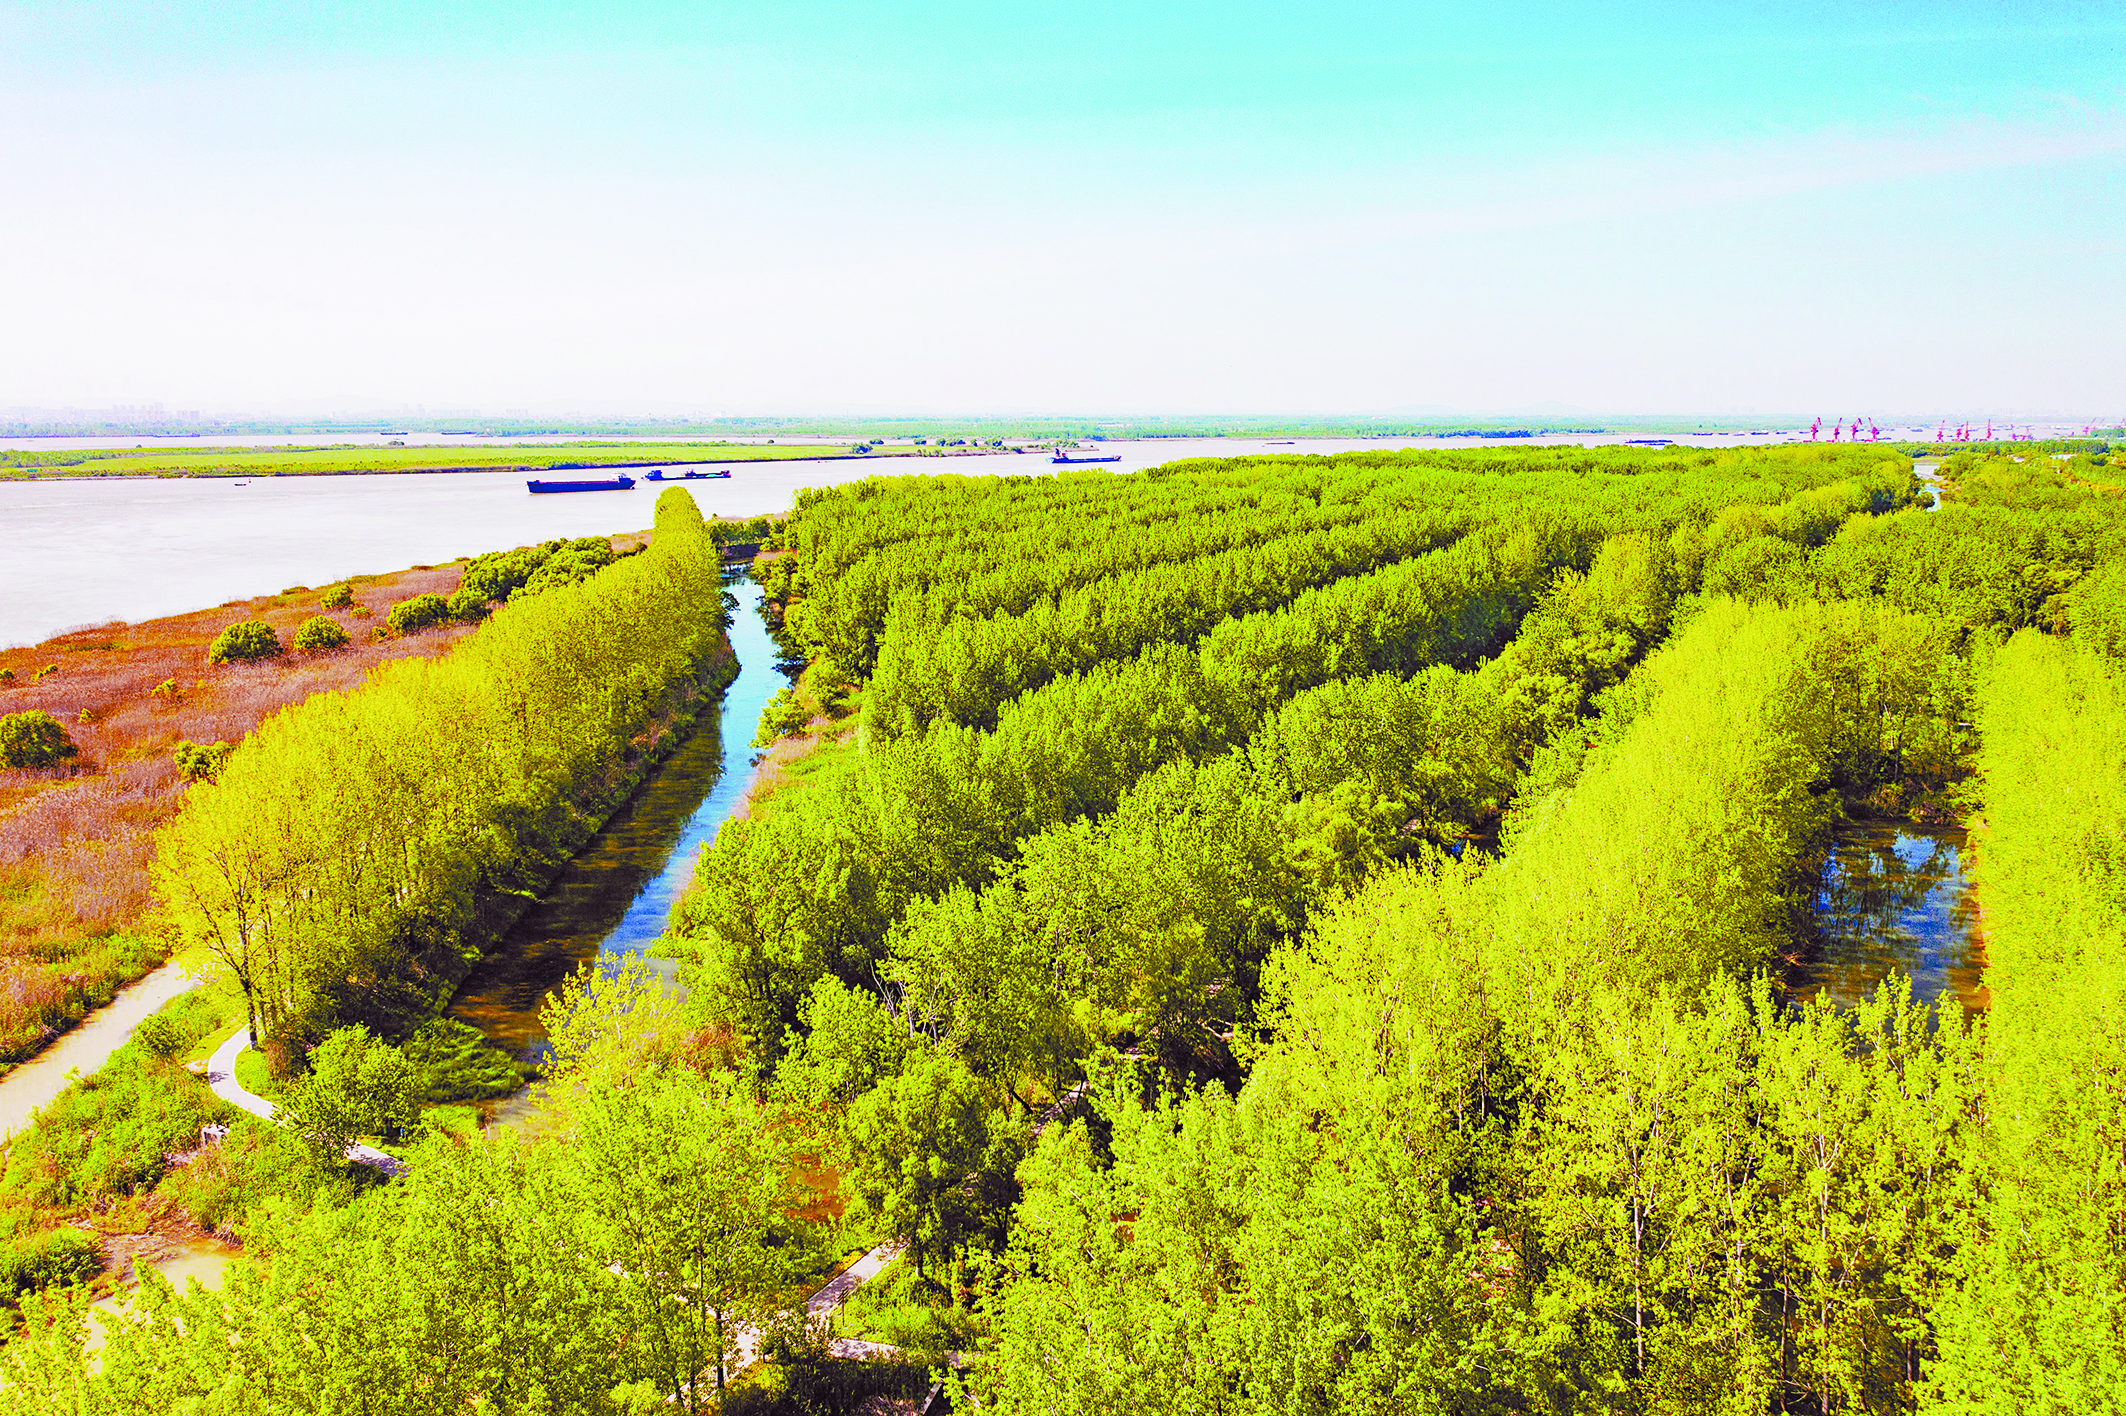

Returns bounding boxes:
[8,442,2126,1414]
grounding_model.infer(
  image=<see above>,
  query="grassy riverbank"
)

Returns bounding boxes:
[0,560,497,1069]
[0,440,957,481]
[0,514,748,1073]
[0,495,748,1320]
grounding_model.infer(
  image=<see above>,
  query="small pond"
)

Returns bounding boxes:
[1790,822,1988,1014]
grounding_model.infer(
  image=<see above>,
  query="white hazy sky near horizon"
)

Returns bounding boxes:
[1,1,2121,420]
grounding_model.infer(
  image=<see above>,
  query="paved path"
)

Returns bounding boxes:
[719,1238,906,1378]
[806,1240,905,1320]
[206,1029,906,1373]
[205,1028,406,1175]
[0,961,197,1140]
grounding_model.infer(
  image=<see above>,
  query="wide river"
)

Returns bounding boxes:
[4,432,1820,648]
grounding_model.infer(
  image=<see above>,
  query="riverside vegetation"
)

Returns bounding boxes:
[4,444,2125,1413]
[0,527,667,1070]
[0,492,752,1375]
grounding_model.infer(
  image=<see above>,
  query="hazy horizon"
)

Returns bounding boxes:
[5,2,2120,417]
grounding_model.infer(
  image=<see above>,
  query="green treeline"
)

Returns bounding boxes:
[670,445,1919,1067]
[153,488,730,1054]
[24,441,2126,1414]
[962,451,2126,1411]
[774,449,1912,678]
[1926,632,2126,1404]
[4,975,832,1413]
[974,598,1981,1412]
[862,502,1468,735]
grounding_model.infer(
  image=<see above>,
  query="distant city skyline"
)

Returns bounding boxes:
[3,1,2120,415]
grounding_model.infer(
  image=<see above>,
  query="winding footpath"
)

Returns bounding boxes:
[203,1026,906,1370]
[204,1028,407,1176]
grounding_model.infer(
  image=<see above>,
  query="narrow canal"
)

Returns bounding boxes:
[446,564,785,1059]
[1789,821,1988,1014]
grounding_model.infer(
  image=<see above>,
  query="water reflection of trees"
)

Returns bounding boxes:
[1794,826,1975,1007]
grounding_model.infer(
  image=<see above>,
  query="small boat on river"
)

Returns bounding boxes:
[1051,451,1122,465]
[527,476,635,494]
[643,469,733,481]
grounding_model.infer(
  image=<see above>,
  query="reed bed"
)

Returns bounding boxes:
[0,561,479,1067]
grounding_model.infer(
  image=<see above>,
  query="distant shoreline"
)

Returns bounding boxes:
[1,447,1024,483]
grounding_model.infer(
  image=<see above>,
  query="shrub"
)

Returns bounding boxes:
[753,686,816,745]
[351,603,374,619]
[291,616,350,654]
[457,543,578,604]
[154,1115,279,1232]
[33,666,56,680]
[277,1027,421,1160]
[207,619,281,664]
[514,541,616,601]
[386,594,451,635]
[0,669,14,683]
[320,583,354,610]
[134,1013,184,1059]
[0,711,78,769]
[0,1046,225,1206]
[0,1229,102,1300]
[151,678,179,701]
[174,740,235,783]
[446,586,491,622]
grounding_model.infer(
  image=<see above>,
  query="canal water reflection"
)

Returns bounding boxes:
[1791,822,1988,1014]
[445,567,784,1058]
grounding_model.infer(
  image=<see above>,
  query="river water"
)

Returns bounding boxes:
[446,568,783,1060]
[1790,822,1988,1015]
[5,460,848,648]
[5,431,1828,648]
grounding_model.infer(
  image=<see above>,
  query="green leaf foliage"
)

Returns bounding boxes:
[27,442,2126,1406]
[0,710,78,769]
[275,1026,422,1164]
[1926,634,2126,1409]
[12,1068,815,1414]
[0,1042,227,1207]
[289,614,349,653]
[400,1017,532,1102]
[172,738,234,782]
[0,1230,101,1303]
[152,492,725,1050]
[206,618,280,664]
[385,592,451,635]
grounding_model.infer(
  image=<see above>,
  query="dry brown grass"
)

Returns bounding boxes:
[0,561,481,1066]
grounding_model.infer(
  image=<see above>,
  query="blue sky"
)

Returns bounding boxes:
[2,2,2119,417]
